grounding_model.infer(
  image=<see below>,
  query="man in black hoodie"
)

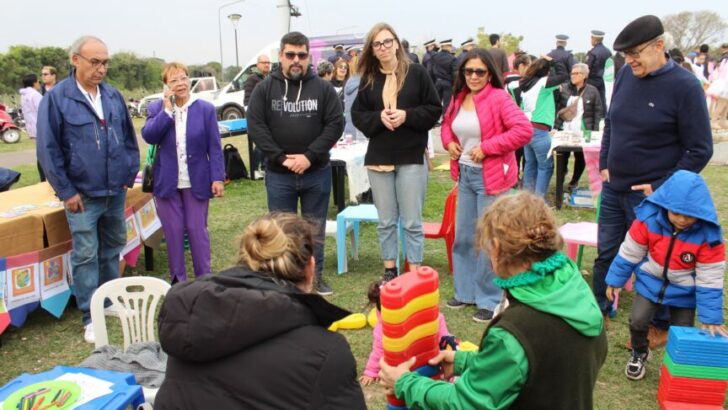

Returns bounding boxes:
[247,31,344,296]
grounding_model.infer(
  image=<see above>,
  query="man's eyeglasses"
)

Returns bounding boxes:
[259,61,272,65]
[283,52,309,60]
[41,72,52,76]
[463,68,488,78]
[570,72,585,76]
[75,53,110,68]
[619,38,659,59]
[372,38,395,50]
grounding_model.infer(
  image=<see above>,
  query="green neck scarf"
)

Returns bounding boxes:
[494,251,569,289]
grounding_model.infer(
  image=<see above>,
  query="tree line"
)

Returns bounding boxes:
[0,45,236,99]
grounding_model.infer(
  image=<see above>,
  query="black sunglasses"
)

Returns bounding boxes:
[463,68,488,78]
[283,51,309,60]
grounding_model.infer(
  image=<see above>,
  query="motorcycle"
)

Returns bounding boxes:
[0,103,22,144]
[7,97,25,129]
[127,98,143,119]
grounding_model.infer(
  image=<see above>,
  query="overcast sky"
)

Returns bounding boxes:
[2,0,726,69]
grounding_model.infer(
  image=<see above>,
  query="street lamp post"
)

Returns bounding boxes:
[218,0,245,78]
[228,13,242,69]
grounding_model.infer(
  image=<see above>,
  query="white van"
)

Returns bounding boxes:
[213,34,364,120]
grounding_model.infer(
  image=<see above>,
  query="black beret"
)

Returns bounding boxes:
[613,15,664,52]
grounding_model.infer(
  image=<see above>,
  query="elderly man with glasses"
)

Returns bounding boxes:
[593,15,712,347]
[36,35,139,344]
[247,31,344,296]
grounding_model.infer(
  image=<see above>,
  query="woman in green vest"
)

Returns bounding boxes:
[379,192,608,410]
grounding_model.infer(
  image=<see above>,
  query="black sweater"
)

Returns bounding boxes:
[247,67,344,173]
[554,82,603,131]
[156,267,366,410]
[351,63,441,166]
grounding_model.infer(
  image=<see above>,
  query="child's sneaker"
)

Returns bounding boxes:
[625,350,650,380]
[382,267,398,282]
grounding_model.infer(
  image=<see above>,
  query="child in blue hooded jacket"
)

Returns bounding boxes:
[606,170,727,381]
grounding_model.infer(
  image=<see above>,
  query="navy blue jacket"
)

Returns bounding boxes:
[586,42,613,88]
[429,51,456,83]
[600,58,713,192]
[37,73,139,200]
[141,99,225,200]
[548,46,576,73]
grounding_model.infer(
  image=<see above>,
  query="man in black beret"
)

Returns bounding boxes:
[594,14,713,380]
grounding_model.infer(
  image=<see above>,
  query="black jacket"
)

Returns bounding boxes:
[351,63,441,166]
[247,67,344,173]
[548,46,576,73]
[555,82,603,131]
[156,267,366,410]
[586,42,613,89]
[243,70,265,106]
[428,50,456,83]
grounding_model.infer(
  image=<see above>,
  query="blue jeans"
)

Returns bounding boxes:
[592,183,669,327]
[265,165,331,278]
[523,128,553,197]
[452,164,502,310]
[65,192,127,325]
[368,164,428,264]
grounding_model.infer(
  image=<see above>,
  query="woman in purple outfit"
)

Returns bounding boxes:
[142,62,225,283]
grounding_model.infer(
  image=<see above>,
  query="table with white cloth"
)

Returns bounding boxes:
[548,131,603,209]
[330,141,370,213]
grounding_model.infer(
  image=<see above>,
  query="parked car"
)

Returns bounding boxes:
[213,34,364,120]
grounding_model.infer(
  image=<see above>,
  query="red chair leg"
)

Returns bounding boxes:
[445,236,454,275]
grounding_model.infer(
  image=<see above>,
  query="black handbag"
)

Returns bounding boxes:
[141,144,158,193]
[223,143,248,180]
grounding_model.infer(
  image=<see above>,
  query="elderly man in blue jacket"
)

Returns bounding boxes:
[37,35,139,344]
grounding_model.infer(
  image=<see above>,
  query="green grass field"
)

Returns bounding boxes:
[2,122,727,409]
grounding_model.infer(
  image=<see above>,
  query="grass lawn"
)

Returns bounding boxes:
[3,124,727,408]
[0,129,35,153]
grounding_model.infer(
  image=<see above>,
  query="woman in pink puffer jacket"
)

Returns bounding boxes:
[440,48,532,323]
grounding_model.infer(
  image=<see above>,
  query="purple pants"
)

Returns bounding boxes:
[155,189,211,282]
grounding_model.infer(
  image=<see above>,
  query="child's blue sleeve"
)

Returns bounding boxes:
[695,242,726,325]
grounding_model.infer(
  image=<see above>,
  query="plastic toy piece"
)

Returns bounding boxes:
[382,307,439,339]
[380,267,442,410]
[459,341,479,352]
[658,365,727,405]
[380,267,439,310]
[381,291,439,324]
[383,319,440,352]
[664,352,728,380]
[327,313,366,332]
[367,309,378,328]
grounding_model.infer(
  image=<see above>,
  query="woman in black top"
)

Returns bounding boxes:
[155,213,366,409]
[352,22,441,280]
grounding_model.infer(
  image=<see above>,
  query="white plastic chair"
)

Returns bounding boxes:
[90,276,170,350]
[90,276,170,406]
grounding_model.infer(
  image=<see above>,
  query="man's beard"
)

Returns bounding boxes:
[287,65,303,81]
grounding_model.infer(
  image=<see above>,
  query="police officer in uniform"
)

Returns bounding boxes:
[586,30,613,109]
[548,34,576,73]
[429,38,457,114]
[455,38,476,71]
[422,39,437,72]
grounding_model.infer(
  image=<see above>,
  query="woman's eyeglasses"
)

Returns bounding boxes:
[372,38,395,50]
[463,68,488,78]
[283,51,309,60]
[337,65,348,70]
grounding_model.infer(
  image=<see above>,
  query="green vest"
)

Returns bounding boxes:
[484,296,608,410]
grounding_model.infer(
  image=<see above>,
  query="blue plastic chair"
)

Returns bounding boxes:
[336,204,403,274]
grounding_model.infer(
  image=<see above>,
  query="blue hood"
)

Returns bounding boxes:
[635,170,722,244]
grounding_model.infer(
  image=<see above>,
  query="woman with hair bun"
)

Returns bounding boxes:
[380,192,607,410]
[155,213,366,409]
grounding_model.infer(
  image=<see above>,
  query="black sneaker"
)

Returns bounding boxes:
[473,309,494,323]
[446,298,468,309]
[383,268,398,282]
[625,350,650,380]
[315,279,333,296]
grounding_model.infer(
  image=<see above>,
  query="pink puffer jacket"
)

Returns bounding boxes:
[441,84,531,195]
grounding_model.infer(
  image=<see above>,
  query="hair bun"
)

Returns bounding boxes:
[527,225,550,243]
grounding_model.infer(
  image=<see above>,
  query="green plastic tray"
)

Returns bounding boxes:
[664,352,728,381]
